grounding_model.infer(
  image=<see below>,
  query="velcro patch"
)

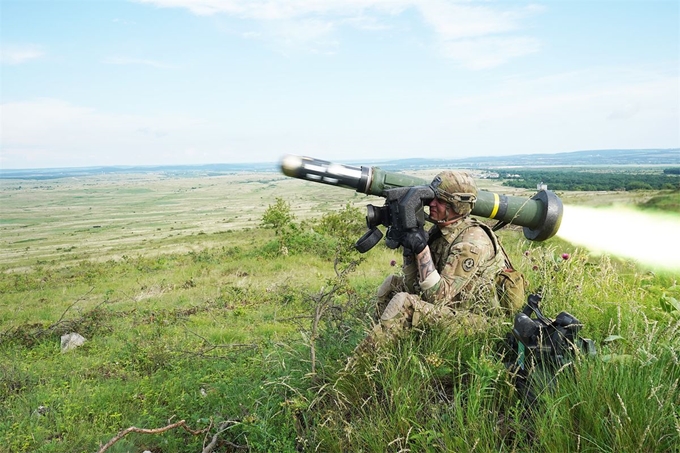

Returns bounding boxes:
[462,258,475,272]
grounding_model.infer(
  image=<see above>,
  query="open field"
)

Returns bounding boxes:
[1,172,679,452]
[0,173,386,270]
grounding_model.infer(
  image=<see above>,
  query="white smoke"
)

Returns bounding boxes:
[558,204,680,271]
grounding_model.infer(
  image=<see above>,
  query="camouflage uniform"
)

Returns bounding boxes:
[370,171,507,346]
[410,217,504,311]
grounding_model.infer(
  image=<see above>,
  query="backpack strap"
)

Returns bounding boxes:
[473,220,516,271]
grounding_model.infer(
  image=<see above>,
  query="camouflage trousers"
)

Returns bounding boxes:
[373,291,489,340]
[375,274,408,319]
[366,275,489,349]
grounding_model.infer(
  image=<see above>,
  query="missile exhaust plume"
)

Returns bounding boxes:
[557,204,680,271]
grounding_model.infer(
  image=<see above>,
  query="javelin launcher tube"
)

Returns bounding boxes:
[280,154,562,242]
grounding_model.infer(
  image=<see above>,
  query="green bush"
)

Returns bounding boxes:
[260,197,295,235]
[257,201,365,262]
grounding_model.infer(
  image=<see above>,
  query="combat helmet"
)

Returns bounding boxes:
[430,170,477,216]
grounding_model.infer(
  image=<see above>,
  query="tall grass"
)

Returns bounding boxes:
[1,198,679,452]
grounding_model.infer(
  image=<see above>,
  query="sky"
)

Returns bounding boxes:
[1,0,678,169]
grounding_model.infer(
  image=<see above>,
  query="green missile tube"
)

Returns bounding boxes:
[280,154,562,241]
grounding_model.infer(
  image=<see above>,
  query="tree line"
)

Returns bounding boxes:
[499,169,680,191]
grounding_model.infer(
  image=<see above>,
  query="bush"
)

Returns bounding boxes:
[258,201,366,262]
[261,197,295,235]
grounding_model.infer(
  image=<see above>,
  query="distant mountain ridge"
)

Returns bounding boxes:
[0,162,276,180]
[369,148,680,170]
[1,148,678,180]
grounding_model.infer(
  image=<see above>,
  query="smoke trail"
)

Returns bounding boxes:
[557,205,680,271]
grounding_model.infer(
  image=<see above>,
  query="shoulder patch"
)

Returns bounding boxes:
[462,258,475,272]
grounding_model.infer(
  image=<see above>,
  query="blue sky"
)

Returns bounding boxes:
[1,0,678,169]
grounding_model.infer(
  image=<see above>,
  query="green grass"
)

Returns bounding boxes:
[1,174,679,452]
[639,190,680,212]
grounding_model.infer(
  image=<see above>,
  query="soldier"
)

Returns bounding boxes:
[370,170,514,344]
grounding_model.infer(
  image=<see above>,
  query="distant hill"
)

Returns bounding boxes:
[0,162,277,180]
[368,148,680,171]
[1,148,678,180]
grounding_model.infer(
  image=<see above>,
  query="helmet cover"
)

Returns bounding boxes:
[431,171,477,216]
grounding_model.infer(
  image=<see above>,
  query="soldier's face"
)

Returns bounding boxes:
[429,197,460,224]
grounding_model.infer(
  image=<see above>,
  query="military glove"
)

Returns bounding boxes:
[402,227,428,255]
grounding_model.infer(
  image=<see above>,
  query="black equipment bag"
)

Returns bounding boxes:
[505,294,596,405]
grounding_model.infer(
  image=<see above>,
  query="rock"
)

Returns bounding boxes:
[60,332,87,352]
[32,405,50,417]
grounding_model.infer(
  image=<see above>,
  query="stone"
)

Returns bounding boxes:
[60,332,87,352]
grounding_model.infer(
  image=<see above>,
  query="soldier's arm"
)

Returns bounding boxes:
[414,247,437,283]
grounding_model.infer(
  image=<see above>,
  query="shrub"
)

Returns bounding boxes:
[261,197,295,235]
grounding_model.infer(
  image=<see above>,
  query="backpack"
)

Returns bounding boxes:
[475,221,528,313]
[495,267,528,313]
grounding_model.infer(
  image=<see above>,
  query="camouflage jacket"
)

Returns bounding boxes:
[404,217,506,312]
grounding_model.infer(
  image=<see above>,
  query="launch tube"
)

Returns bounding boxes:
[280,154,562,241]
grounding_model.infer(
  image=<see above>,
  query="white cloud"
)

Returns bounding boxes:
[133,0,543,68]
[2,63,677,168]
[341,13,393,31]
[608,102,641,120]
[134,0,406,20]
[440,36,540,69]
[416,1,542,67]
[0,44,45,65]
[417,1,530,39]
[258,18,339,54]
[0,98,207,168]
[438,66,679,154]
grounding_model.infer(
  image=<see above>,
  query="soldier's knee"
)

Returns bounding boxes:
[376,275,406,320]
[380,292,412,322]
[377,275,404,300]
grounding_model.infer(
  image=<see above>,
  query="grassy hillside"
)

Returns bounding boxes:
[1,174,678,452]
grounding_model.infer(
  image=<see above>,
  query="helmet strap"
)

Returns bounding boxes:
[436,205,463,225]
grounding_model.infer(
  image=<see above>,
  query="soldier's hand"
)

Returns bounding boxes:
[402,227,428,255]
